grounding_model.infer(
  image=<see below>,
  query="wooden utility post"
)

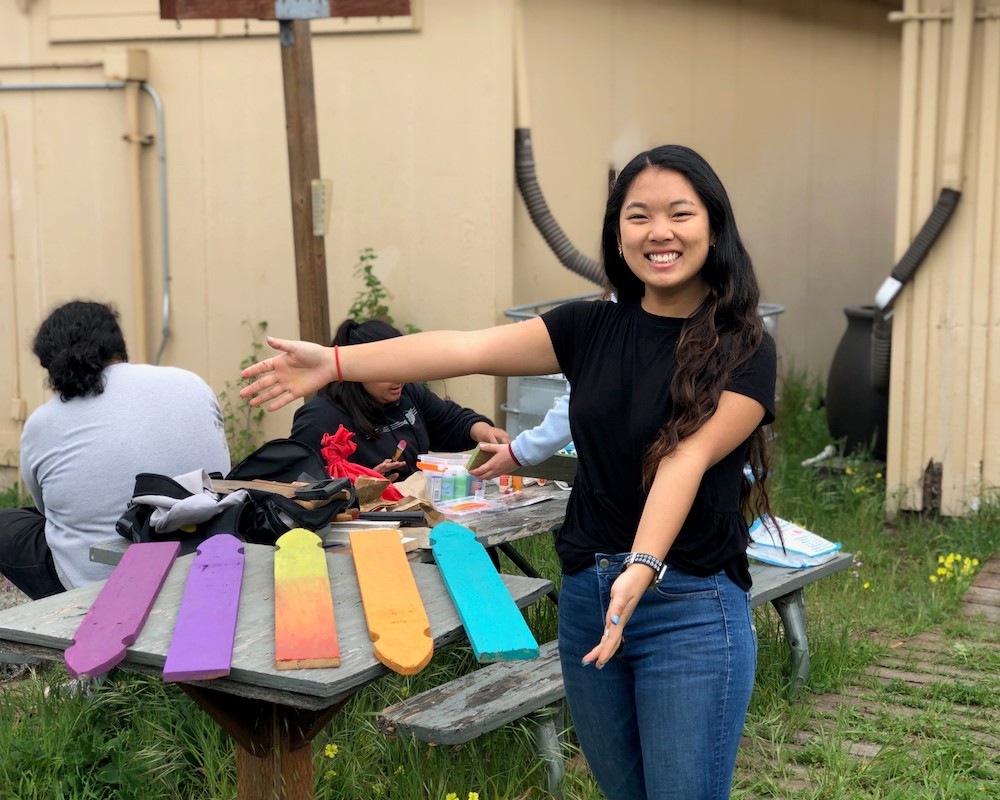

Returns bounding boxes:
[278,17,329,346]
[149,8,411,796]
[160,1,410,345]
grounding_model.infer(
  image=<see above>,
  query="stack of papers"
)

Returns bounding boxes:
[747,516,841,568]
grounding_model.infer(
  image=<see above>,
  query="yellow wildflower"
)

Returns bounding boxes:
[446,794,459,800]
[324,743,339,759]
[323,769,337,779]
[468,794,480,800]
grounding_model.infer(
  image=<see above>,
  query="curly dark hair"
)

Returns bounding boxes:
[602,144,772,524]
[318,318,403,440]
[32,301,128,401]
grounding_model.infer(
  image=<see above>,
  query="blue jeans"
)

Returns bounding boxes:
[558,553,756,800]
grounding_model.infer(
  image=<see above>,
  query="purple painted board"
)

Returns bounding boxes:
[64,540,180,680]
[162,534,245,682]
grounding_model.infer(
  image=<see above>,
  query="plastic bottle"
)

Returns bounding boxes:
[440,467,458,501]
[427,471,443,502]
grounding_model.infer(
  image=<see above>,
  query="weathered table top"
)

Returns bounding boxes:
[0,544,553,711]
[89,484,573,568]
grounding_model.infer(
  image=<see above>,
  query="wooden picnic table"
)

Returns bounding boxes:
[0,544,553,800]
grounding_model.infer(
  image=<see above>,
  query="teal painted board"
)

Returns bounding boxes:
[64,541,180,679]
[162,534,245,682]
[430,521,538,662]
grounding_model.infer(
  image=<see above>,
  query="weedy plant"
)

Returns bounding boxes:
[217,319,268,464]
[347,247,421,334]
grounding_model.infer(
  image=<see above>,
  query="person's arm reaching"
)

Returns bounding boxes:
[241,318,559,412]
[472,391,571,480]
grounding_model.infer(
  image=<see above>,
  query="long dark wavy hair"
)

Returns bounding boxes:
[319,319,403,440]
[32,301,129,402]
[602,144,772,524]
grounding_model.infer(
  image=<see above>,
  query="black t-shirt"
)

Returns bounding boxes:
[541,298,776,589]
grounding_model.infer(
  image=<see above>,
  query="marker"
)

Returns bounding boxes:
[393,440,407,461]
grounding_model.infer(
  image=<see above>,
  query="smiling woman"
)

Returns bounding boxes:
[243,145,776,800]
[288,318,509,482]
[617,169,714,317]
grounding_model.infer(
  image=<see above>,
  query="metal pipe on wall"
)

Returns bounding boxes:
[125,79,149,363]
[0,78,172,364]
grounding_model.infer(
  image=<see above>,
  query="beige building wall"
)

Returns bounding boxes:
[887,0,1000,515]
[1,0,900,480]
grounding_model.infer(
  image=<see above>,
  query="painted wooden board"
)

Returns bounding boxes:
[162,534,245,682]
[349,529,432,675]
[430,521,539,662]
[274,528,340,670]
[64,540,180,680]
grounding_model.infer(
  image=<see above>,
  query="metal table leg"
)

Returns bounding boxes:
[497,543,559,606]
[771,588,809,694]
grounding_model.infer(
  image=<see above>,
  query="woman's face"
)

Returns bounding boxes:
[618,166,712,316]
[362,381,404,406]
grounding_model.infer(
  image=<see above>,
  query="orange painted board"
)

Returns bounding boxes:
[349,529,432,675]
[273,528,340,670]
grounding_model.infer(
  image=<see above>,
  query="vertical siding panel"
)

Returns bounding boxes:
[980,19,1000,496]
[888,0,922,512]
[964,20,998,505]
[904,14,943,509]
[941,2,977,514]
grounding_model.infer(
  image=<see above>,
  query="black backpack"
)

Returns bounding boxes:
[115,438,355,555]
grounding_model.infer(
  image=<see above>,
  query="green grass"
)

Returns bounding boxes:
[1,369,999,798]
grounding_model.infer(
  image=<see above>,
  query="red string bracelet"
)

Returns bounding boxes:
[508,443,522,467]
[334,344,344,383]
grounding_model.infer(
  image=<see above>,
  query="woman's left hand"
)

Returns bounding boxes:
[582,566,653,668]
[471,422,511,444]
[373,459,405,482]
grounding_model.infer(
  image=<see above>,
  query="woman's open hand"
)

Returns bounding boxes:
[373,459,406,482]
[239,337,336,411]
[581,566,652,669]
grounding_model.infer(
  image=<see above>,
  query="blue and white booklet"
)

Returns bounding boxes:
[747,516,841,568]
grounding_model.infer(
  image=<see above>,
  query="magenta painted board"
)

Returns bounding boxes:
[163,534,245,682]
[64,540,180,680]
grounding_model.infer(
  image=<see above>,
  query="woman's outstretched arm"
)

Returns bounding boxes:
[240,317,558,412]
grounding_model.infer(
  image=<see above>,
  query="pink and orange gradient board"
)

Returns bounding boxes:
[273,528,340,669]
[64,540,180,680]
[349,528,432,675]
